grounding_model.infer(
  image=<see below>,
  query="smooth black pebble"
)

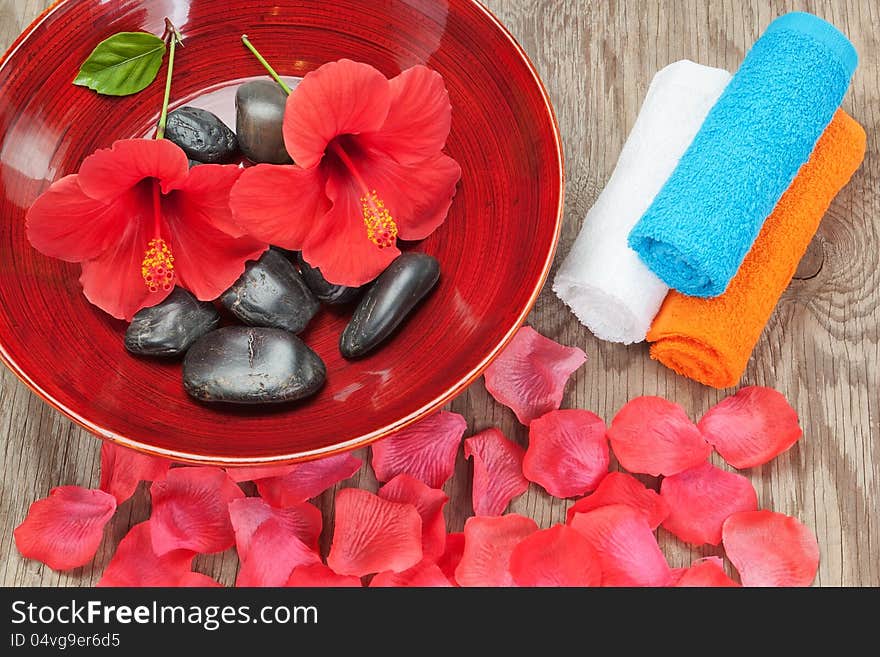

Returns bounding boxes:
[183,327,326,404]
[220,249,319,334]
[340,253,440,359]
[165,106,238,163]
[124,287,220,358]
[296,253,361,305]
[236,80,292,164]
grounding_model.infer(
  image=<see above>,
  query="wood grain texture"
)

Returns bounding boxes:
[1,0,877,586]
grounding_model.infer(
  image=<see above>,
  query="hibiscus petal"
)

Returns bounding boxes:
[607,396,711,476]
[363,65,453,166]
[509,524,602,587]
[673,557,740,587]
[229,164,330,247]
[483,326,587,425]
[698,386,803,469]
[228,497,322,558]
[722,510,820,587]
[14,487,116,571]
[524,409,609,498]
[301,171,399,287]
[236,517,321,587]
[179,572,223,587]
[437,532,465,585]
[370,562,452,587]
[284,59,392,169]
[464,428,529,516]
[287,563,362,587]
[166,163,248,236]
[327,488,423,577]
[455,514,538,587]
[98,521,195,587]
[660,460,757,546]
[149,467,244,555]
[225,464,297,483]
[76,138,189,201]
[565,472,669,529]
[26,175,125,261]
[569,505,672,587]
[99,442,171,504]
[378,475,448,563]
[371,410,466,489]
[255,452,362,505]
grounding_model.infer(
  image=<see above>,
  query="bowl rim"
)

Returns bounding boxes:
[0,0,565,465]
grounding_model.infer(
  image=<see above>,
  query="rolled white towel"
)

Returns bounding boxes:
[553,60,732,344]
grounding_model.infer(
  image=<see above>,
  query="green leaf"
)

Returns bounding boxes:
[73,32,166,96]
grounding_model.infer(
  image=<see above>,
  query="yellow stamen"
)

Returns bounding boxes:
[141,237,175,293]
[361,190,398,249]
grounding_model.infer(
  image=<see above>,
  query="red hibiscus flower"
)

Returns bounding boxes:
[26,138,268,320]
[230,59,461,287]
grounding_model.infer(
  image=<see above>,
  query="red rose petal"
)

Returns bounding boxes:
[509,524,602,587]
[524,409,609,498]
[378,474,448,562]
[660,460,758,546]
[179,572,223,587]
[98,522,194,587]
[483,326,586,425]
[14,486,117,571]
[565,472,669,529]
[236,517,321,587]
[150,467,244,555]
[327,489,423,577]
[436,532,464,584]
[464,428,529,516]
[455,514,538,587]
[225,464,297,484]
[371,410,466,488]
[370,562,452,587]
[722,510,819,587]
[228,497,322,557]
[287,563,362,587]
[255,452,361,505]
[673,557,740,587]
[698,386,803,469]
[569,505,672,586]
[607,396,711,476]
[99,442,171,504]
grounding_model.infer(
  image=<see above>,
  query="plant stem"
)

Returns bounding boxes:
[241,35,292,95]
[156,19,182,140]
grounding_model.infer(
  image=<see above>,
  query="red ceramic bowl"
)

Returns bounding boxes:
[0,0,563,464]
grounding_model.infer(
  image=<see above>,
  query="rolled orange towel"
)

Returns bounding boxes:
[647,110,866,388]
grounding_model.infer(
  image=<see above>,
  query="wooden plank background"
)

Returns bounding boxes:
[1,0,877,587]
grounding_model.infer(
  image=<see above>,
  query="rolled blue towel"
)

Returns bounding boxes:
[628,12,857,297]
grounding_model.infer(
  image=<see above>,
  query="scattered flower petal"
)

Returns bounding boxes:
[698,386,803,469]
[179,572,223,587]
[437,532,465,584]
[287,563,362,587]
[673,557,740,587]
[225,464,297,483]
[509,524,602,587]
[228,497,322,557]
[722,510,819,587]
[236,517,321,587]
[14,486,116,571]
[464,428,529,516]
[569,505,672,586]
[524,409,609,498]
[149,467,244,555]
[370,563,452,587]
[98,522,194,587]
[255,453,362,505]
[455,514,538,587]
[607,396,711,476]
[378,474,448,563]
[660,460,757,545]
[565,472,669,529]
[99,442,171,504]
[327,489,423,577]
[483,326,586,425]
[371,411,466,488]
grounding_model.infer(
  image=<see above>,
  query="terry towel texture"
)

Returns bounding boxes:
[552,61,732,343]
[628,12,857,297]
[647,110,866,388]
